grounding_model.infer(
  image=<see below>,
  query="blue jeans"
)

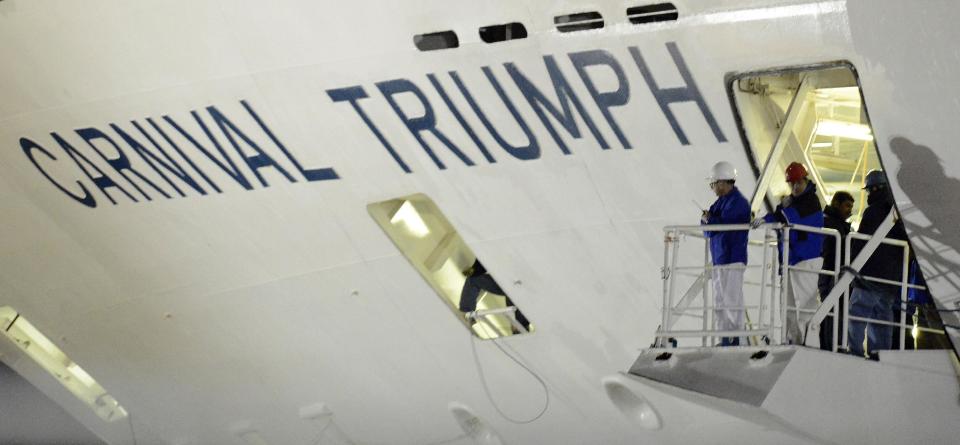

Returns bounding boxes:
[847,287,895,357]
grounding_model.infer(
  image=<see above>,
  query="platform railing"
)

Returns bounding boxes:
[780,224,841,346]
[655,220,947,353]
[466,306,527,336]
[837,233,945,352]
[656,223,781,347]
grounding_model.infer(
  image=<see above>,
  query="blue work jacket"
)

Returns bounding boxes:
[703,187,751,265]
[764,182,824,265]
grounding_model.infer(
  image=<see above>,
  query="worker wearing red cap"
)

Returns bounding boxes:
[753,162,825,344]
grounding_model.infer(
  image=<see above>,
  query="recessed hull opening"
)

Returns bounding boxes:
[731,64,881,226]
[603,377,662,430]
[729,63,952,351]
[368,194,532,339]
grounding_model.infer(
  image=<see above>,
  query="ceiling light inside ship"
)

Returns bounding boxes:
[391,200,431,237]
[816,119,874,141]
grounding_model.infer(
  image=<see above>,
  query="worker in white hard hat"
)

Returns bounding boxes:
[701,161,752,346]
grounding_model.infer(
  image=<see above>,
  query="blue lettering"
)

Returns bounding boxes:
[376,78,475,170]
[327,86,411,173]
[241,100,339,182]
[77,127,171,201]
[629,43,727,145]
[427,74,496,163]
[20,137,96,208]
[506,55,608,154]
[207,105,296,187]
[52,132,135,204]
[115,121,207,197]
[164,113,252,190]
[451,69,540,161]
[147,117,221,193]
[569,50,632,149]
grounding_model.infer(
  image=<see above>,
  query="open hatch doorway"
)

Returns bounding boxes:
[368,194,532,339]
[729,63,953,352]
[730,63,880,229]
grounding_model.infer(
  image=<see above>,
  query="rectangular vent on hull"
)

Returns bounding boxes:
[414,31,459,51]
[479,22,528,43]
[554,12,604,33]
[627,3,679,24]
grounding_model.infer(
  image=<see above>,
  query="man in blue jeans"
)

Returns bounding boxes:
[848,170,908,357]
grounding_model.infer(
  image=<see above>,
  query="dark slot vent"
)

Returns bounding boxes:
[554,11,604,33]
[479,22,528,43]
[627,3,679,24]
[414,31,459,51]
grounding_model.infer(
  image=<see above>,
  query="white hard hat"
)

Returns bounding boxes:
[708,161,737,181]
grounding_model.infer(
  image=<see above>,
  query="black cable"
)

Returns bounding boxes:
[5,313,19,332]
[468,327,550,424]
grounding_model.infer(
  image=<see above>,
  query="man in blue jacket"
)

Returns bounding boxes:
[753,162,825,344]
[702,161,751,346]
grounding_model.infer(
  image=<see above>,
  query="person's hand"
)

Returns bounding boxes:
[701,210,711,223]
[750,217,766,228]
[781,195,793,208]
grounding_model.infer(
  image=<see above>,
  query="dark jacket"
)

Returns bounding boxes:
[851,189,909,291]
[764,181,825,265]
[821,205,852,273]
[703,186,751,265]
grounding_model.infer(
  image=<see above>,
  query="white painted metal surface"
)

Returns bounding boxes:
[0,0,958,444]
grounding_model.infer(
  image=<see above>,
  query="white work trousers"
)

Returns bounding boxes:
[785,257,824,344]
[712,264,745,336]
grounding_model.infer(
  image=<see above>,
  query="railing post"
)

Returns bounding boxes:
[769,228,778,343]
[781,227,792,344]
[668,229,682,345]
[661,229,673,346]
[900,245,910,350]
[758,227,769,334]
[832,230,841,352]
[703,237,710,347]
[843,235,852,351]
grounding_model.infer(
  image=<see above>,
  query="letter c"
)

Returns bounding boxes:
[21,137,97,208]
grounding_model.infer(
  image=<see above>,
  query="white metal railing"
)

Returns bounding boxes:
[833,232,944,352]
[780,224,841,346]
[656,223,781,347]
[466,306,527,336]
[654,220,946,352]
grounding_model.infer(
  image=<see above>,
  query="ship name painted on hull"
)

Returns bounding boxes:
[19,42,726,208]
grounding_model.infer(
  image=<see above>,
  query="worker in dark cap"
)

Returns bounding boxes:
[848,170,909,358]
